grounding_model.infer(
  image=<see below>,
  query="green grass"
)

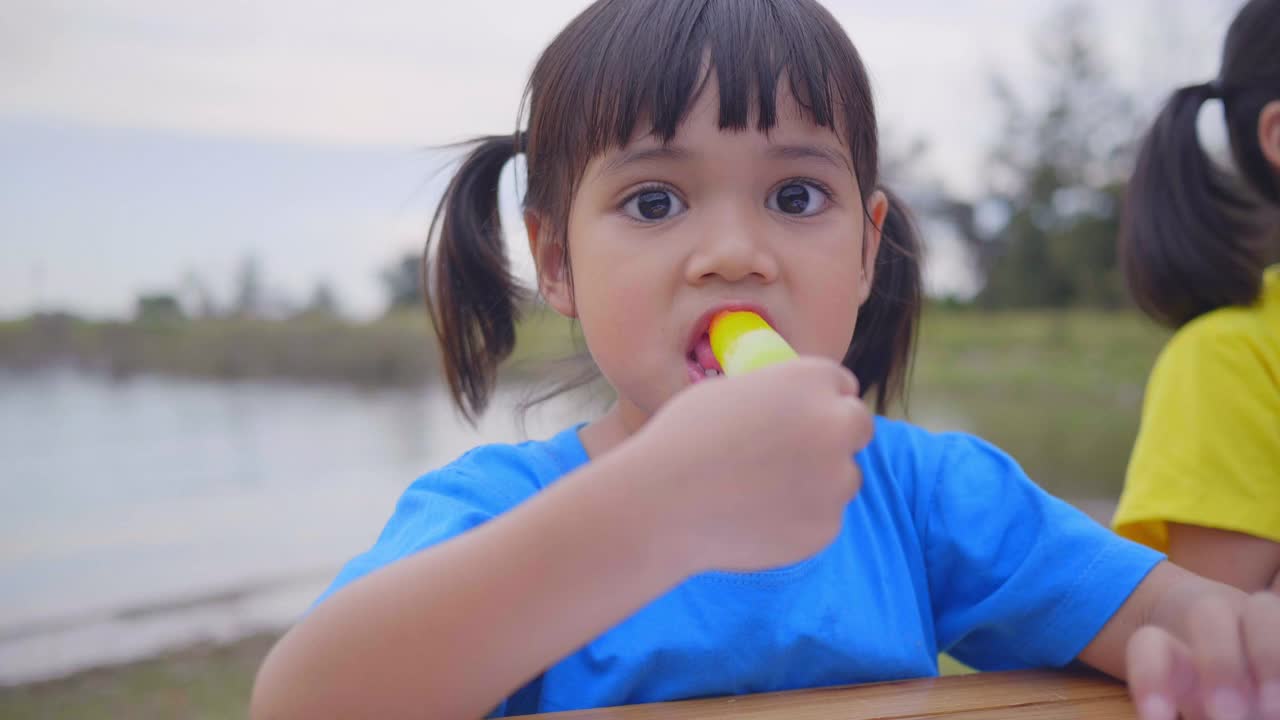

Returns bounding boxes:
[0,312,441,385]
[902,307,1169,499]
[0,635,275,720]
[0,304,586,387]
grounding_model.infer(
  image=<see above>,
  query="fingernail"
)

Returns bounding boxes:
[1208,688,1248,720]
[1261,682,1280,717]
[1140,694,1176,720]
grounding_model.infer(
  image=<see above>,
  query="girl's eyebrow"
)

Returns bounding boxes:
[598,145,692,177]
[767,144,851,173]
[598,142,850,178]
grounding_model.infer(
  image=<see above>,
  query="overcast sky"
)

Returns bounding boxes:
[1,0,1244,318]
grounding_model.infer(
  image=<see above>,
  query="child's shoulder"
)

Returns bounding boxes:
[867,416,1022,484]
[1153,286,1280,385]
[864,417,1046,536]
[434,423,590,492]
[870,415,1005,456]
[1172,268,1280,350]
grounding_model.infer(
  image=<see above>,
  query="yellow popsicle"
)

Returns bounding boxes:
[708,311,797,376]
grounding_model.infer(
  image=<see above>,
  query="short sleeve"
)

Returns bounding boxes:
[923,434,1164,671]
[305,435,583,719]
[1113,322,1280,550]
[310,446,547,608]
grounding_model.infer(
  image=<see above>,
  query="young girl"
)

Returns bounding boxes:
[1112,0,1280,594]
[253,2,1280,719]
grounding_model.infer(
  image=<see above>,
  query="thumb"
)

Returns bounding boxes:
[831,364,860,398]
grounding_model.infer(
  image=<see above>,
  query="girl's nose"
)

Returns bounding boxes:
[684,208,779,285]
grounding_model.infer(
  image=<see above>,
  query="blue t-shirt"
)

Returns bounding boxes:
[314,417,1163,715]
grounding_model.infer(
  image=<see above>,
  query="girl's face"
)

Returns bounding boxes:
[530,79,886,448]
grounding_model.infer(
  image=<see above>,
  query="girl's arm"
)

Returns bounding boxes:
[1165,523,1280,593]
[251,440,689,720]
[251,359,869,720]
[1076,561,1280,720]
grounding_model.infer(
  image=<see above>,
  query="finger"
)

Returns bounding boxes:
[1128,625,1197,720]
[833,459,863,504]
[1188,595,1254,720]
[827,361,860,398]
[833,369,859,399]
[1242,592,1280,720]
[846,395,873,449]
[826,391,873,453]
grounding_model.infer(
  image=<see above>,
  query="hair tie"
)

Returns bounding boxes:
[514,130,529,154]
[1203,79,1227,99]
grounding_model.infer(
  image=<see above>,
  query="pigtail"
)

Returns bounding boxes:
[424,134,526,421]
[845,187,923,415]
[1119,83,1271,328]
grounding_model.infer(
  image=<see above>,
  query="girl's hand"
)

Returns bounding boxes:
[629,356,873,573]
[1127,591,1280,720]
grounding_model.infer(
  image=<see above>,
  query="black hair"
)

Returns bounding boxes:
[1120,0,1280,328]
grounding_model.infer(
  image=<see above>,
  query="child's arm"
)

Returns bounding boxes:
[251,358,869,720]
[1164,523,1280,593]
[1075,560,1280,720]
[251,439,691,720]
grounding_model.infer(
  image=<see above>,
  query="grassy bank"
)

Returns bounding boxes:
[0,306,580,386]
[905,307,1168,498]
[0,634,277,720]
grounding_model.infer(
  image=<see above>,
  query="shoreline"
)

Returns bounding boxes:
[0,573,329,689]
[0,632,278,720]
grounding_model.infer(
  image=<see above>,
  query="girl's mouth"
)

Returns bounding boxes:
[685,333,724,384]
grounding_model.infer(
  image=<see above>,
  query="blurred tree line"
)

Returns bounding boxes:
[883,3,1153,311]
[960,3,1143,310]
[971,3,1140,309]
[133,256,344,324]
[134,2,1147,324]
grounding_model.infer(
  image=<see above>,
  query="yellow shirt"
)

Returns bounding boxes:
[1113,266,1280,551]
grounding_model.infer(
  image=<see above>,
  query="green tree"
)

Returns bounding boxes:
[380,253,423,313]
[233,256,265,318]
[977,3,1138,309]
[135,293,184,323]
[298,280,341,319]
[178,269,218,318]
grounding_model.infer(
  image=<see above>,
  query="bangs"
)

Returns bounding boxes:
[525,0,876,206]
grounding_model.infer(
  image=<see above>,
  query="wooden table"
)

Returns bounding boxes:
[515,669,1135,719]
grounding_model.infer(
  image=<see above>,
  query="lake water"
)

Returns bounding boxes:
[0,369,584,685]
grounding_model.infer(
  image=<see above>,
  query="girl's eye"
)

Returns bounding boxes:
[622,188,686,222]
[768,181,829,216]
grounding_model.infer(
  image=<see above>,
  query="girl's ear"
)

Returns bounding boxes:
[1259,100,1280,172]
[525,211,576,318]
[860,190,888,306]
